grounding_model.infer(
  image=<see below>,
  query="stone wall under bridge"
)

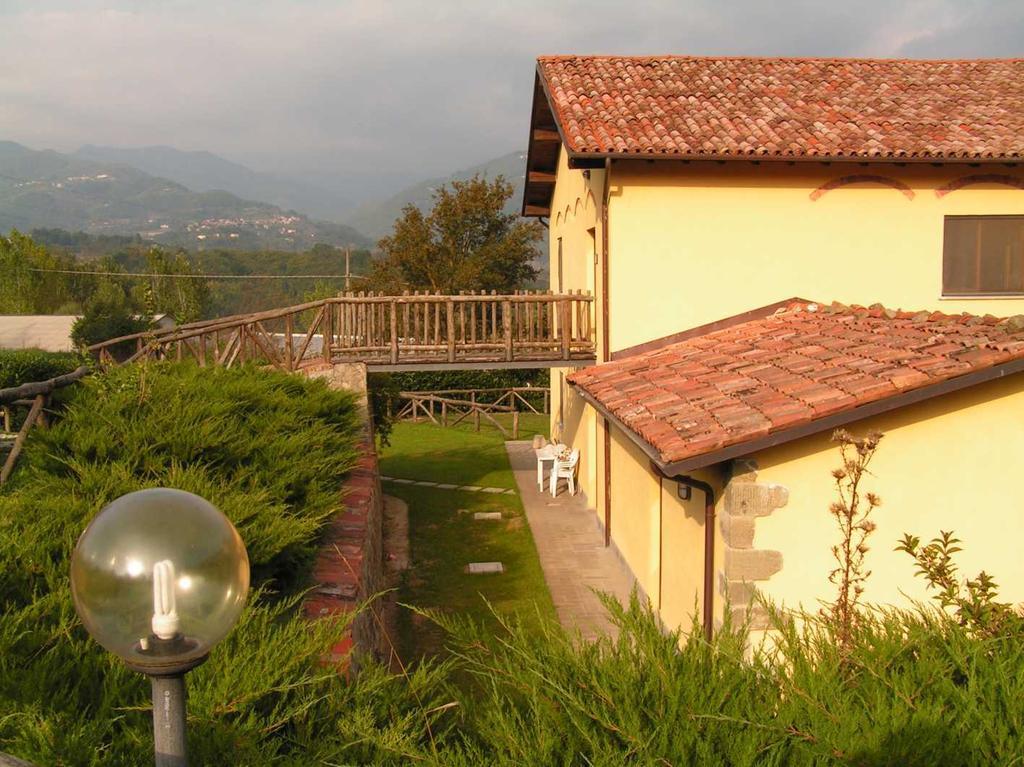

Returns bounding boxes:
[300,362,387,670]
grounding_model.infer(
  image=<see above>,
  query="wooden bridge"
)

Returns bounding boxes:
[90,291,596,371]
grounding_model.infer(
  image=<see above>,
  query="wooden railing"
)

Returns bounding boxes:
[394,387,549,439]
[89,291,595,370]
[0,366,90,485]
[396,391,520,438]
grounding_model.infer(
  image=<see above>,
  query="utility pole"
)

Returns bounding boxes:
[344,247,351,292]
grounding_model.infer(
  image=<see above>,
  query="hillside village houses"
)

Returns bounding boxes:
[522,56,1024,638]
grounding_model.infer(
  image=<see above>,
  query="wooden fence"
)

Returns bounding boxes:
[88,291,595,371]
[0,366,90,485]
[394,387,550,439]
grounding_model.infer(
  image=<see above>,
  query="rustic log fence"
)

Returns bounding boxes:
[0,366,91,485]
[394,386,550,439]
[88,290,595,371]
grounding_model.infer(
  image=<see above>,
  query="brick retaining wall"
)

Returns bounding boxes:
[303,433,385,667]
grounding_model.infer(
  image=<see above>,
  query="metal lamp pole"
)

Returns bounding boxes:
[127,652,207,767]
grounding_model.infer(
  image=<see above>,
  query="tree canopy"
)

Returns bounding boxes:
[369,175,541,294]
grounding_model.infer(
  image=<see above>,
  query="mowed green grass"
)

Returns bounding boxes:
[379,421,555,661]
[381,418,547,488]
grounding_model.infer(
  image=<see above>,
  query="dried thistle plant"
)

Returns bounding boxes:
[824,429,883,648]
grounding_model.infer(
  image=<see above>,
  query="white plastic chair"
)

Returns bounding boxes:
[550,448,580,497]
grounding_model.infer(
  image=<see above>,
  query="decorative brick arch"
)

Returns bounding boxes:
[935,174,1024,198]
[809,174,915,202]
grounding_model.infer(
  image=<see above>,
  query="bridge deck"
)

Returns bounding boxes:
[91,291,597,371]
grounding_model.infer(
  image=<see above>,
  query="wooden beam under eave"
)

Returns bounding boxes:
[532,128,560,142]
[568,156,606,170]
[524,205,550,216]
[528,171,556,184]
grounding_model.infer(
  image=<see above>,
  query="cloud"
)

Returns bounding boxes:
[0,0,1020,185]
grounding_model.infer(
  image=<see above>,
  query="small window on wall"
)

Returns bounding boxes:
[943,216,1024,296]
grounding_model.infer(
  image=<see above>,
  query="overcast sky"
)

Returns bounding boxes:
[1,0,1022,183]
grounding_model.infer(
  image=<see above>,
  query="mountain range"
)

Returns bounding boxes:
[0,141,368,251]
[73,144,356,223]
[0,141,530,252]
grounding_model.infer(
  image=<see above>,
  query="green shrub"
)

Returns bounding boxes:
[0,362,456,763]
[0,348,82,389]
[385,596,1023,767]
[70,281,150,358]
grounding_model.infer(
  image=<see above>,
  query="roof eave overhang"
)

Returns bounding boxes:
[566,150,1024,168]
[571,355,1024,478]
[521,65,566,218]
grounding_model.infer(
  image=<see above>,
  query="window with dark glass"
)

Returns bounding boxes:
[943,215,1024,296]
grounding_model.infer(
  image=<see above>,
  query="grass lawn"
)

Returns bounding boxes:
[380,417,547,488]
[380,422,556,661]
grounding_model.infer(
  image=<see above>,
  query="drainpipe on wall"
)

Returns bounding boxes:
[601,158,612,546]
[654,466,716,642]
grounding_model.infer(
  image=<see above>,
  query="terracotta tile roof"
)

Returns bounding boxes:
[568,301,1024,468]
[538,56,1024,161]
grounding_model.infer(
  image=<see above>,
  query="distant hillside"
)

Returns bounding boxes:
[74,144,355,222]
[0,141,369,251]
[345,150,528,241]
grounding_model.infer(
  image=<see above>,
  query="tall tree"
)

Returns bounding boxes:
[0,230,80,313]
[369,176,540,293]
[130,247,210,323]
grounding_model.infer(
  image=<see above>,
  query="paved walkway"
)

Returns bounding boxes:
[381,476,516,495]
[505,441,634,640]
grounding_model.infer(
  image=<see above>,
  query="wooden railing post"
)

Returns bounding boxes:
[0,394,45,485]
[502,299,513,361]
[512,409,519,440]
[560,299,571,360]
[389,299,399,364]
[323,302,334,363]
[284,314,294,371]
[446,299,455,362]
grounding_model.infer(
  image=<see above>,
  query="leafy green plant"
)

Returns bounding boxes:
[897,531,1021,637]
[70,281,151,357]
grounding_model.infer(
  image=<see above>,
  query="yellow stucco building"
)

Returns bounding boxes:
[521,55,1024,637]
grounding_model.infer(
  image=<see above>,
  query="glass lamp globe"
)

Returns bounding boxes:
[71,488,250,674]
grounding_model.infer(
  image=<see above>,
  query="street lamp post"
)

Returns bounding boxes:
[70,488,250,767]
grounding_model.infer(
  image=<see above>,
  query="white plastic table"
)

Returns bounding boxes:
[536,443,565,491]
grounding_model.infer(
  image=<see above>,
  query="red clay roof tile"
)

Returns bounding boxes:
[568,301,1024,466]
[538,56,1024,161]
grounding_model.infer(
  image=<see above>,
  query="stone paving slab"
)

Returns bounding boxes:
[381,477,514,495]
[505,441,634,641]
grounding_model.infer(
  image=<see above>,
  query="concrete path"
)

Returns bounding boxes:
[505,441,634,641]
[381,476,516,495]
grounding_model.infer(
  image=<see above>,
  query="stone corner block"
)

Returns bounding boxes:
[730,603,771,631]
[724,482,786,518]
[729,458,760,483]
[719,510,756,549]
[724,547,783,582]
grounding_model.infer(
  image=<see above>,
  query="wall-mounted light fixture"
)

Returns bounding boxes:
[677,483,692,501]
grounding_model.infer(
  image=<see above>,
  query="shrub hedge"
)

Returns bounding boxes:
[0,348,82,389]
[0,362,456,764]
